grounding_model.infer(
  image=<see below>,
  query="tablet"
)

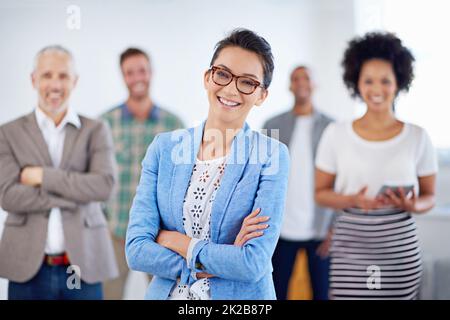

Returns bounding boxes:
[377,185,414,197]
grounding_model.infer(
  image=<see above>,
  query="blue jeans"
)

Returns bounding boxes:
[8,263,103,300]
[272,238,330,300]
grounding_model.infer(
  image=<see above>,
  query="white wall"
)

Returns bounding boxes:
[0,0,355,127]
[0,0,356,299]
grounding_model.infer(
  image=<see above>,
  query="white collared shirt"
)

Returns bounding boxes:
[35,107,81,255]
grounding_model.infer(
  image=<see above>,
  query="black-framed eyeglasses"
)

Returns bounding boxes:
[209,66,265,95]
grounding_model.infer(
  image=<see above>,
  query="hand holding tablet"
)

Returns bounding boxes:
[377,184,414,198]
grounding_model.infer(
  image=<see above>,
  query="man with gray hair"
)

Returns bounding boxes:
[0,45,118,299]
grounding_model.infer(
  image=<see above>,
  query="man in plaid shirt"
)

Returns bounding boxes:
[101,48,184,299]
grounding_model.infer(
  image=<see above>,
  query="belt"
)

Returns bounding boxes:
[44,252,71,266]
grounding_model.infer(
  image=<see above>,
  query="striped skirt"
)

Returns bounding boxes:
[329,207,423,300]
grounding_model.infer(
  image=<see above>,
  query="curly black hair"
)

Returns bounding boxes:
[342,32,415,98]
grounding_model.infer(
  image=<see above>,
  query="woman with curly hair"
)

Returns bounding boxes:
[314,32,437,299]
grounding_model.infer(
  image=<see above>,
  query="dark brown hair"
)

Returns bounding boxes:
[210,28,274,89]
[120,47,150,66]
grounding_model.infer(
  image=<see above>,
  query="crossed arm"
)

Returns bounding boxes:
[0,122,116,213]
[126,136,289,282]
[162,158,289,283]
[125,139,270,279]
[156,208,269,279]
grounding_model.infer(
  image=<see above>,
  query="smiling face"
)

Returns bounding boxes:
[358,59,398,113]
[290,67,313,103]
[32,51,78,116]
[204,46,268,127]
[121,54,151,100]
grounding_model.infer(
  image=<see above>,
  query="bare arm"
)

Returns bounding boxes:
[381,175,436,214]
[315,168,382,211]
[413,175,436,213]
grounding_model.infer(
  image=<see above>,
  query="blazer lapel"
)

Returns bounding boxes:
[60,124,81,169]
[23,113,53,166]
[209,123,253,242]
[169,122,253,240]
[170,124,203,233]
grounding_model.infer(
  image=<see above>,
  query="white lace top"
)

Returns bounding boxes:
[168,156,227,300]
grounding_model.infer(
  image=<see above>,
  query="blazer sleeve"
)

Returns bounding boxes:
[188,142,290,283]
[0,127,77,213]
[40,121,117,203]
[125,135,186,280]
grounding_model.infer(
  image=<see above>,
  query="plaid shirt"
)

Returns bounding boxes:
[101,103,184,239]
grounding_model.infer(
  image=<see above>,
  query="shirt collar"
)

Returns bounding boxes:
[35,106,81,130]
[120,103,160,121]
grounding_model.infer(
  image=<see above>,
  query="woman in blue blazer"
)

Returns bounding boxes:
[125,29,290,300]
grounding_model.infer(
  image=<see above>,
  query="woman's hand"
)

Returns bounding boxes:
[379,187,417,212]
[315,170,383,211]
[316,229,333,259]
[156,207,271,279]
[351,186,383,211]
[234,208,269,247]
[196,208,269,279]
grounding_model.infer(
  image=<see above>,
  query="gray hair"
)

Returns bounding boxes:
[33,45,77,74]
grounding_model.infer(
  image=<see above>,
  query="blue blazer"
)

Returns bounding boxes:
[125,121,289,300]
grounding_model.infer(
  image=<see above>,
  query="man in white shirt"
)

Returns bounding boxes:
[263,66,333,300]
[0,46,118,299]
